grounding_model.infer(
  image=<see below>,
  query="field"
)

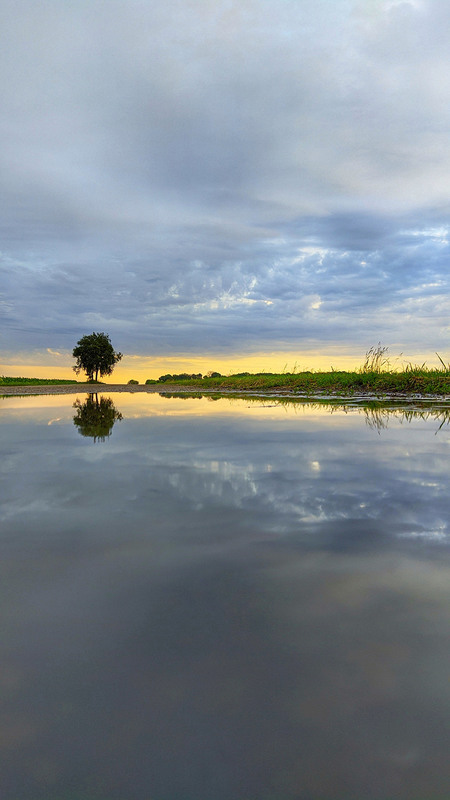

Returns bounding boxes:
[151,366,450,395]
[4,370,450,395]
[0,377,79,386]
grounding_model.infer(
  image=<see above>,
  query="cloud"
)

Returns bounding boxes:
[1,0,450,361]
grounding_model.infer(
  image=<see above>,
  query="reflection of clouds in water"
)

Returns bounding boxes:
[400,525,447,541]
[1,401,450,798]
[191,458,259,501]
[141,453,450,543]
[2,402,450,546]
[3,540,450,799]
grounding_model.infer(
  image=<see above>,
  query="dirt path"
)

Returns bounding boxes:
[1,383,449,403]
[0,383,199,396]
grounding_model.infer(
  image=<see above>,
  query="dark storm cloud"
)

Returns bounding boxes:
[1,0,450,359]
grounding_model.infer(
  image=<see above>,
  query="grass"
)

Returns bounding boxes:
[3,368,450,394]
[0,376,79,386]
[154,366,450,396]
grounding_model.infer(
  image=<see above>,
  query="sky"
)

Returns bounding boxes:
[1,0,450,380]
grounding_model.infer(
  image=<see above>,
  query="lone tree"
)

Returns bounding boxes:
[72,332,122,382]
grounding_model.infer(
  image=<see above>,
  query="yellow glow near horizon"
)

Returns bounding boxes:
[113,350,366,382]
[1,347,444,383]
[0,391,361,426]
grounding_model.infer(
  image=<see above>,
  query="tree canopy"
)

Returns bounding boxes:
[72,332,122,382]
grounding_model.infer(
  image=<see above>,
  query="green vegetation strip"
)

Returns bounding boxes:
[4,365,450,395]
[151,369,450,395]
[0,377,79,386]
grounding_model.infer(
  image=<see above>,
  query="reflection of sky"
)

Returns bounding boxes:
[1,395,450,799]
[2,394,450,545]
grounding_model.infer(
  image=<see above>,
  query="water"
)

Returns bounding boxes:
[1,392,450,800]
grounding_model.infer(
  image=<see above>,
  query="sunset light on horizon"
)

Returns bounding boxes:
[2,345,447,385]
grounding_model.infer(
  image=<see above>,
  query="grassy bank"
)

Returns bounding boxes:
[150,367,450,395]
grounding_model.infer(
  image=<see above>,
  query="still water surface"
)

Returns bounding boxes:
[1,393,450,799]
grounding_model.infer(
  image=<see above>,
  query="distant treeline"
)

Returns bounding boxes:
[153,372,222,382]
[150,371,283,383]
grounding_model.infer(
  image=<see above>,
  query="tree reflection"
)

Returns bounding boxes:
[73,394,123,442]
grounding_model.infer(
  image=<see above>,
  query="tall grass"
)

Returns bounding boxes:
[360,343,391,373]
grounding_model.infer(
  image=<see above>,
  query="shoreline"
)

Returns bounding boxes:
[2,383,450,404]
[0,383,177,395]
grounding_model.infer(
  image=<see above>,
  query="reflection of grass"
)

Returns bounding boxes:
[159,392,450,432]
[160,392,204,399]
[363,403,450,432]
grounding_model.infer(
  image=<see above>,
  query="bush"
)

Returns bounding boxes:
[127,379,139,384]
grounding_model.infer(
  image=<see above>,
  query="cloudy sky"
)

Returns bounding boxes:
[1,0,450,379]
